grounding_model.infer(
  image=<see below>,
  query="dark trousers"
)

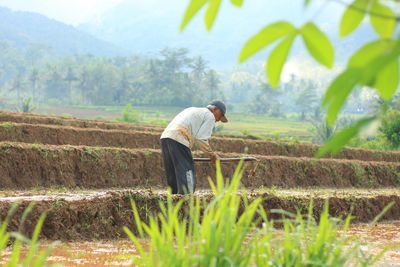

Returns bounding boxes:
[160,138,196,194]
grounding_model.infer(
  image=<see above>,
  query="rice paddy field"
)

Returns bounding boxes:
[0,109,399,266]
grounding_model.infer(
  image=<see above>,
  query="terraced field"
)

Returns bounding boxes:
[0,110,399,241]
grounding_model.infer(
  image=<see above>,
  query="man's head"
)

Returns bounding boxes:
[207,100,228,123]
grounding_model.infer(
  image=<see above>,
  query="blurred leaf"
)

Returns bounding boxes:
[205,0,222,31]
[180,0,209,31]
[374,59,399,100]
[267,34,296,88]
[348,39,394,69]
[239,21,296,63]
[304,0,312,7]
[300,22,334,68]
[322,68,362,125]
[316,116,376,158]
[339,0,368,37]
[370,1,396,38]
[230,0,243,7]
[349,38,400,100]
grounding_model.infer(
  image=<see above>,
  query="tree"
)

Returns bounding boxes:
[380,110,400,148]
[181,0,400,155]
[204,69,220,100]
[28,68,39,102]
[9,72,25,102]
[295,80,319,121]
[249,82,283,117]
[44,69,69,101]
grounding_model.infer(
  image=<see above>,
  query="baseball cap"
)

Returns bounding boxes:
[209,100,228,123]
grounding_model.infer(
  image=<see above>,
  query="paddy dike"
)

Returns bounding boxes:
[1,122,400,162]
[0,189,399,240]
[0,142,399,189]
[0,110,164,132]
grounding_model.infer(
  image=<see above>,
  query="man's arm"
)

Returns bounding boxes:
[195,114,219,162]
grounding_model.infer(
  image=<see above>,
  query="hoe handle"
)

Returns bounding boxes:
[193,157,261,179]
[193,157,259,162]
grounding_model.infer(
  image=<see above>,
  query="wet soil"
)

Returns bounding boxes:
[1,222,398,266]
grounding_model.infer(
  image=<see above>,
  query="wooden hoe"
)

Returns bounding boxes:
[193,157,260,179]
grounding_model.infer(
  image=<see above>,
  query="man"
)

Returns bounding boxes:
[160,100,228,194]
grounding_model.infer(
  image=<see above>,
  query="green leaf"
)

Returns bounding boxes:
[348,39,395,68]
[374,59,399,100]
[300,22,334,68]
[239,21,296,63]
[205,0,222,31]
[339,0,368,37]
[348,38,400,100]
[230,0,243,7]
[304,0,312,7]
[180,0,209,32]
[267,34,296,88]
[370,1,396,38]
[322,68,362,125]
[316,116,377,158]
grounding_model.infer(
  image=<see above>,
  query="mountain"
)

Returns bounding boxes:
[0,6,123,56]
[77,0,378,68]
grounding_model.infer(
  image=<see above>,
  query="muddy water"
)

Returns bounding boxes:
[347,221,400,266]
[1,222,399,266]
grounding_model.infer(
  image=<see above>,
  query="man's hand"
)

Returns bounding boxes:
[210,154,220,164]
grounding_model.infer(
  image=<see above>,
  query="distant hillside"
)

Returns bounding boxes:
[78,0,377,68]
[0,7,123,56]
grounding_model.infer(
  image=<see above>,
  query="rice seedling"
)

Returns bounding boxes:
[124,162,388,266]
[0,202,59,266]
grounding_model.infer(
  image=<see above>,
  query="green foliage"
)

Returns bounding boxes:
[300,22,334,68]
[370,1,396,38]
[340,0,368,37]
[180,0,400,157]
[267,34,296,87]
[316,116,377,158]
[0,203,59,266]
[124,163,386,266]
[116,104,140,123]
[380,110,400,148]
[239,21,296,63]
[19,97,35,113]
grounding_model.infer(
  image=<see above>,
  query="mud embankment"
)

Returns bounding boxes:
[0,142,399,189]
[0,189,399,240]
[1,122,400,162]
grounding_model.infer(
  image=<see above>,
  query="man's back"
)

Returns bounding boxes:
[161,107,215,148]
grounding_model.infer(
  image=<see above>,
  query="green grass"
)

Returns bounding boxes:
[0,203,59,266]
[123,162,388,267]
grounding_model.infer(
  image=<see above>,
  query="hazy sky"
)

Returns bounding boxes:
[0,0,346,26]
[0,0,124,25]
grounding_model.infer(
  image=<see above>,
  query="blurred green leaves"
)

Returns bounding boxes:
[239,22,296,63]
[340,0,397,38]
[316,116,377,158]
[323,39,400,126]
[180,0,400,157]
[340,0,368,37]
[300,22,334,68]
[370,1,396,38]
[267,34,296,87]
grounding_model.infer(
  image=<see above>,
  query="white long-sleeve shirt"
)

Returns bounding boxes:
[160,107,215,154]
